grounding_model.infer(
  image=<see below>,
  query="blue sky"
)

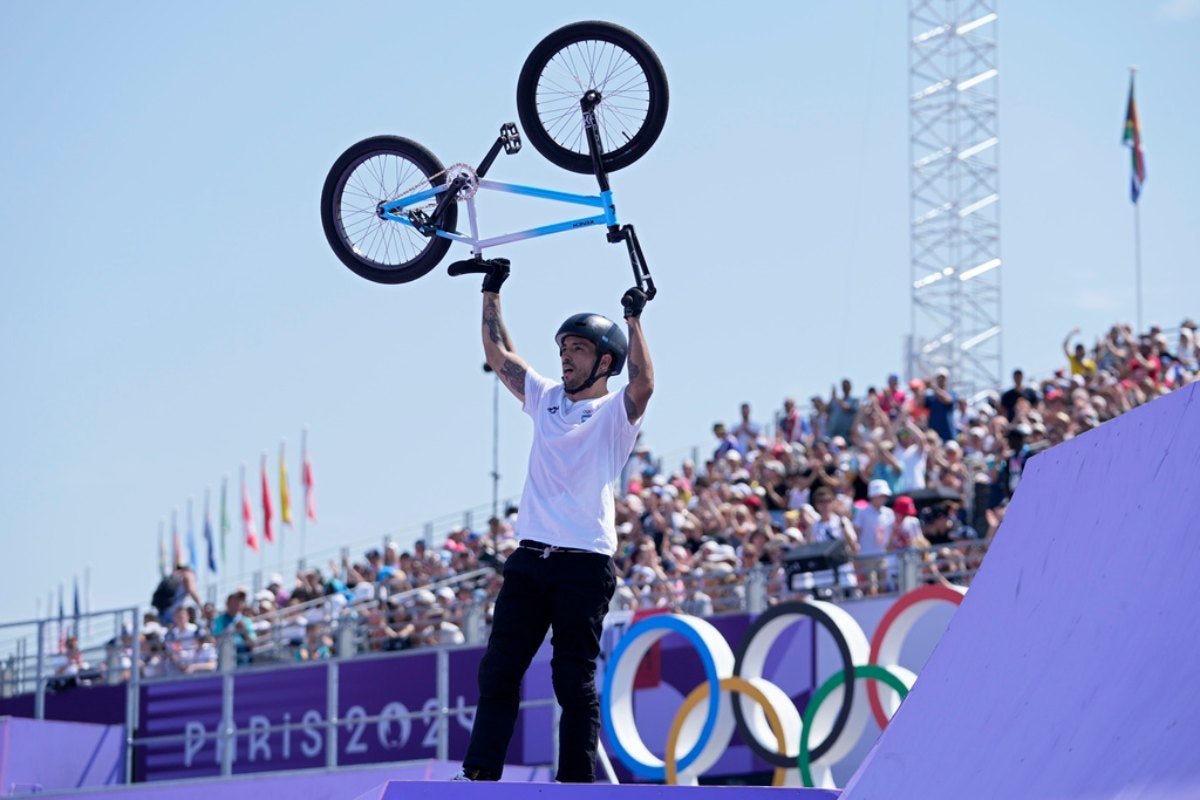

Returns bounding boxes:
[2,1,1197,623]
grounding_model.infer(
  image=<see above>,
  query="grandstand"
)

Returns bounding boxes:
[1,315,1194,795]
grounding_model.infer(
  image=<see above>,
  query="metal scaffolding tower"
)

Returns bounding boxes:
[908,0,1002,397]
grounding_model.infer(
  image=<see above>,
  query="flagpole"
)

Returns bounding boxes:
[239,464,246,583]
[1123,64,1142,335]
[260,453,267,580]
[300,427,308,569]
[1129,64,1143,332]
[279,441,287,574]
[1134,200,1143,332]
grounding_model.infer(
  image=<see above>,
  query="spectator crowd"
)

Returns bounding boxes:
[44,318,1200,685]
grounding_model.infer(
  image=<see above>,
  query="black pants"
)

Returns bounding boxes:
[463,544,616,782]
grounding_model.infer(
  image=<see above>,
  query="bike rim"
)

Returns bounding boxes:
[335,151,439,268]
[533,37,653,159]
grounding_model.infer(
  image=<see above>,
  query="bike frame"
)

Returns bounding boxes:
[378,181,618,255]
[379,94,655,298]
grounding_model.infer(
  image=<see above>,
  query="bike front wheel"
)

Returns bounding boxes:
[516,21,669,174]
[320,135,458,284]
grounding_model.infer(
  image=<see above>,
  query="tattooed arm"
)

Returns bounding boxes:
[623,316,654,423]
[482,291,531,403]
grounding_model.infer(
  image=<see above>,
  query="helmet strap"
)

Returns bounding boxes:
[569,354,608,395]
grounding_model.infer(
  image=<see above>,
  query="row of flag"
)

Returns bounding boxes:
[157,430,316,577]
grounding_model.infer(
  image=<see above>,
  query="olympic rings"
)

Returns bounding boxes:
[602,587,961,785]
[865,584,965,728]
[602,614,734,780]
[797,665,910,787]
[731,600,869,766]
[664,676,795,786]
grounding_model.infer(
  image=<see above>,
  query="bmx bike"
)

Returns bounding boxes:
[320,21,668,297]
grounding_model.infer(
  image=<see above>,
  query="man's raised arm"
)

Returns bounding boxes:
[483,291,531,403]
[621,288,654,423]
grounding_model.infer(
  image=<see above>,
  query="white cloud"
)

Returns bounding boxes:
[1156,0,1200,20]
[1073,288,1123,313]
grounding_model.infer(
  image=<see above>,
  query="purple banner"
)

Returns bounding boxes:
[115,607,833,782]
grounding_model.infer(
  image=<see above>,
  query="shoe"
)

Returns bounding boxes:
[451,770,473,781]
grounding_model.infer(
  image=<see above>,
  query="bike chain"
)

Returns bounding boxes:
[391,163,478,206]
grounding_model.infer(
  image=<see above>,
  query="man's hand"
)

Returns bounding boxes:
[448,257,510,293]
[622,287,648,319]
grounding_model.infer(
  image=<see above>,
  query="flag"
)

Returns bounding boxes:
[1123,74,1146,203]
[302,429,316,523]
[261,454,274,543]
[242,467,260,552]
[186,497,199,572]
[171,509,182,568]
[279,441,293,527]
[220,476,230,564]
[204,488,217,573]
[158,520,168,577]
[57,583,65,653]
[72,575,81,636]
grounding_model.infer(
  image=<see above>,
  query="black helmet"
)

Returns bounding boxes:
[555,313,627,377]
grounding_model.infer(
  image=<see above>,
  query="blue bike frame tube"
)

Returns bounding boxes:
[435,215,610,250]
[379,181,620,253]
[379,184,448,214]
[476,179,607,209]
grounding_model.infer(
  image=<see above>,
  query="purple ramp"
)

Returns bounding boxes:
[0,717,124,792]
[357,783,840,800]
[841,383,1200,800]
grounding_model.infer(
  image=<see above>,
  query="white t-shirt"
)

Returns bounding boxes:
[896,444,928,492]
[518,369,642,555]
[853,504,895,557]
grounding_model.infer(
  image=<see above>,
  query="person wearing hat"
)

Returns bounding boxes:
[450,259,653,783]
[853,480,896,594]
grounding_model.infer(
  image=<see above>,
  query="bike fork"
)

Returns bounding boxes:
[581,92,656,299]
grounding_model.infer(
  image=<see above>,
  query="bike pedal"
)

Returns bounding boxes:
[500,122,522,154]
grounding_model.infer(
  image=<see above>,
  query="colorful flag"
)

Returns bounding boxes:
[204,488,218,573]
[186,497,198,572]
[72,575,81,636]
[261,454,274,544]
[279,441,293,527]
[302,429,317,523]
[242,467,260,552]
[1122,74,1146,203]
[220,477,230,564]
[171,509,182,568]
[57,583,65,653]
[158,520,168,577]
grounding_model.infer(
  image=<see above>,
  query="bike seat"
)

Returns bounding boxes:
[447,257,511,276]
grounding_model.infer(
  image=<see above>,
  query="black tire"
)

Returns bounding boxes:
[516,21,668,174]
[320,136,458,284]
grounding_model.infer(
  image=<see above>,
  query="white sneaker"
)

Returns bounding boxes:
[451,770,474,781]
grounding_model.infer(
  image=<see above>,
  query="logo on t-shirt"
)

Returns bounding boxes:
[547,406,559,414]
[581,409,593,423]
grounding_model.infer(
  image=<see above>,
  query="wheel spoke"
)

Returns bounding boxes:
[534,38,652,157]
[336,150,438,267]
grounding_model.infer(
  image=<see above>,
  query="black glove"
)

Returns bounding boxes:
[621,287,648,319]
[447,257,510,293]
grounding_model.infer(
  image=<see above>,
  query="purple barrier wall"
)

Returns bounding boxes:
[841,383,1200,800]
[3,591,956,787]
[0,717,124,792]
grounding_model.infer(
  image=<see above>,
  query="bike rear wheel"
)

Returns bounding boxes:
[320,135,458,284]
[516,21,669,174]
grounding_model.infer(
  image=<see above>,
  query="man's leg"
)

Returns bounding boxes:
[548,554,616,783]
[462,550,550,780]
